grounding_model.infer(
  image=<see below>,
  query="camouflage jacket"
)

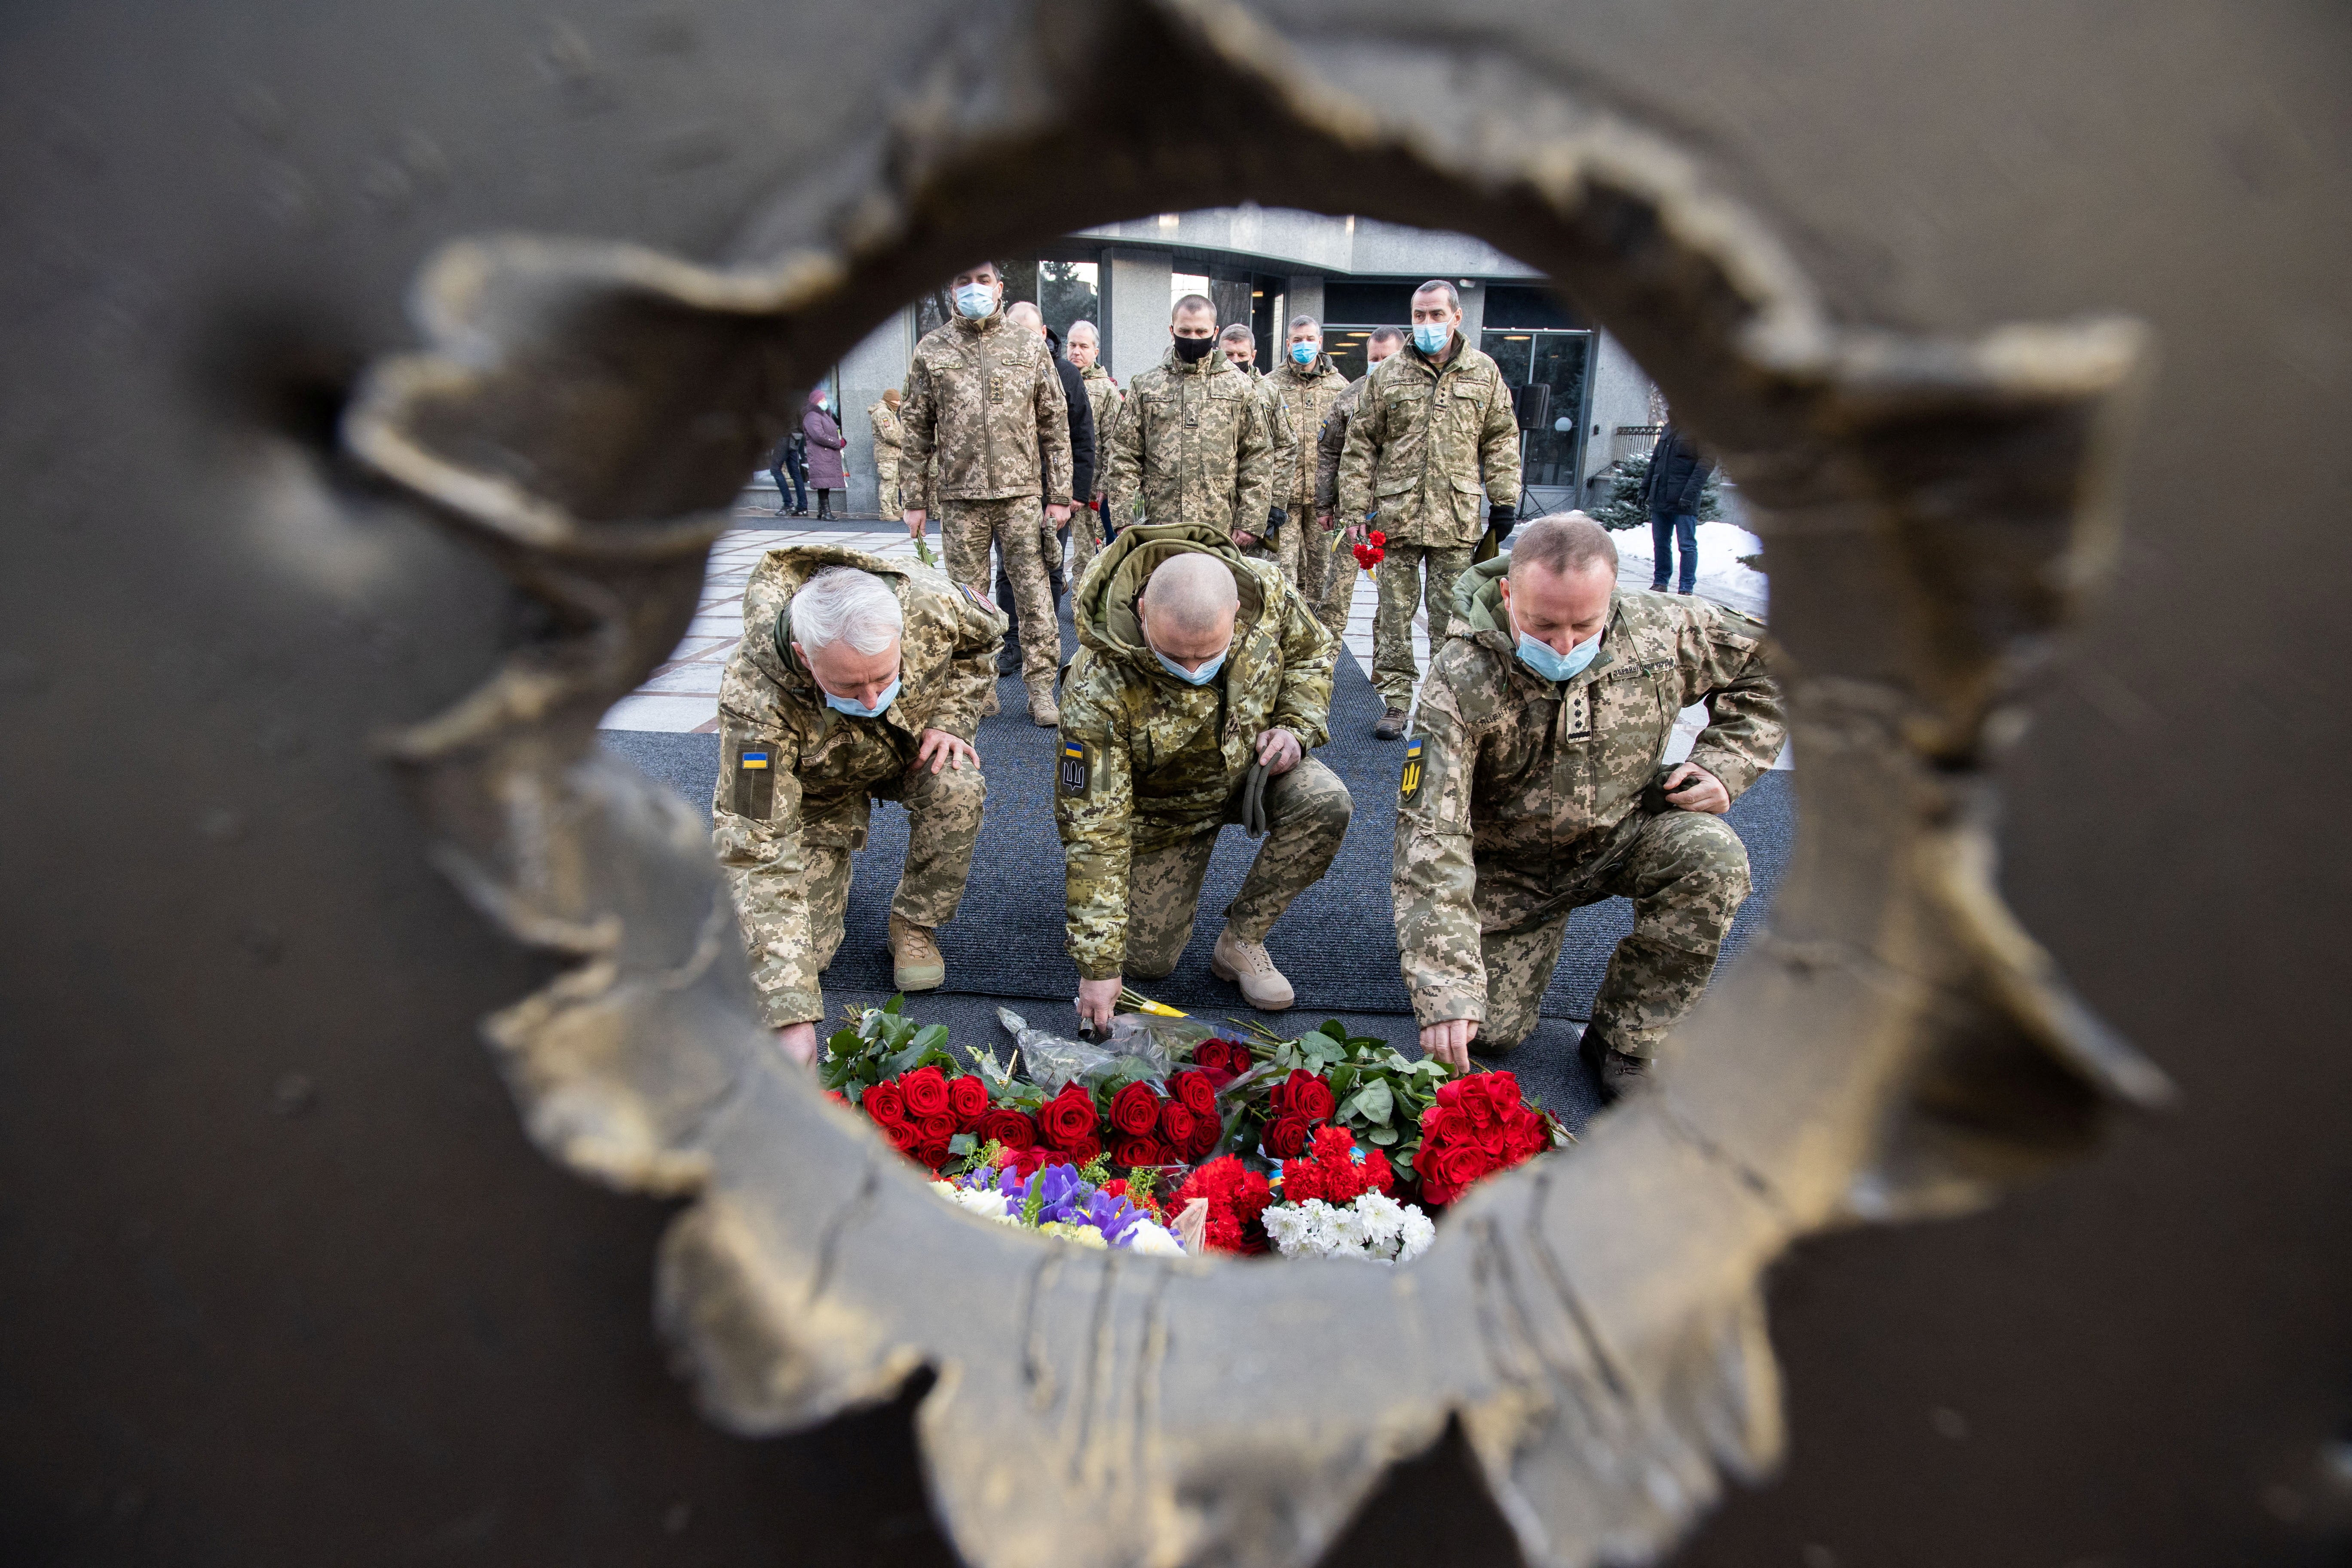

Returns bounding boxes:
[1100,345,1276,539]
[1392,557,1784,1025]
[1055,522,1337,979]
[1335,338,1522,546]
[899,309,1074,506]
[1263,354,1351,520]
[1078,364,1122,492]
[867,399,903,464]
[1313,375,1367,514]
[712,545,1008,1024]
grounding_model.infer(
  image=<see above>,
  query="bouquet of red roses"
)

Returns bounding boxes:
[1410,1072,1556,1206]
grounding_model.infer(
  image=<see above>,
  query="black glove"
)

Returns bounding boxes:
[1265,506,1288,533]
[1487,501,1517,530]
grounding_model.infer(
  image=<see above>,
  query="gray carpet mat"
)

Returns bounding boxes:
[601,618,1793,1020]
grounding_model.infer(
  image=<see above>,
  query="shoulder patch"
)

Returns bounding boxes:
[732,738,778,821]
[1058,736,1093,797]
[1400,735,1425,804]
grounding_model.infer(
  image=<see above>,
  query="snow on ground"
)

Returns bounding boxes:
[1609,520,1770,620]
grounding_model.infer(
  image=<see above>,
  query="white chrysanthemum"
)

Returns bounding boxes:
[1355,1191,1407,1247]
[949,1186,1014,1223]
[1123,1221,1185,1256]
[1395,1205,1436,1262]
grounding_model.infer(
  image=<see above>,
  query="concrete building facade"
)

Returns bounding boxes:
[821,207,1663,519]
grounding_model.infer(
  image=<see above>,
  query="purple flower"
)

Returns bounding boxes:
[1081,1190,1147,1247]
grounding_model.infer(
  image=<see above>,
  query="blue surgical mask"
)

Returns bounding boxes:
[1289,341,1317,366]
[1152,646,1227,686]
[1412,322,1453,356]
[815,395,829,410]
[954,283,996,319]
[1516,628,1601,683]
[822,677,900,718]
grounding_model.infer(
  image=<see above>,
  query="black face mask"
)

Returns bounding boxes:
[1171,334,1216,363]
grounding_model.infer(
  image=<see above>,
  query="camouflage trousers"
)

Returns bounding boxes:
[1122,757,1353,977]
[1471,809,1751,1060]
[1070,498,1106,591]
[942,496,1058,691]
[874,455,900,518]
[1280,516,1357,640]
[766,760,986,1023]
[1372,542,1476,709]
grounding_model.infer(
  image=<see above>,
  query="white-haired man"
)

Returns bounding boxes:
[712,551,1008,1063]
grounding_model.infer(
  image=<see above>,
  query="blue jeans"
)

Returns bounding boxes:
[1650,511,1698,592]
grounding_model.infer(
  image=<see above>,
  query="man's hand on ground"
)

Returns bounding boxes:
[776,1022,820,1065]
[915,728,976,773]
[1254,727,1302,775]
[1661,762,1730,815]
[1420,1017,1479,1072]
[902,508,927,538]
[1076,976,1121,1033]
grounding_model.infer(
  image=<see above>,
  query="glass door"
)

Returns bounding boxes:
[1481,330,1593,502]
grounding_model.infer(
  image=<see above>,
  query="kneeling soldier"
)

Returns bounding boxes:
[713,551,1007,1064]
[1059,522,1350,1029]
[1392,514,1785,1099]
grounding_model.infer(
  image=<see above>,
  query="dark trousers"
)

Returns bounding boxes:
[997,522,1069,669]
[1650,511,1698,593]
[771,454,808,513]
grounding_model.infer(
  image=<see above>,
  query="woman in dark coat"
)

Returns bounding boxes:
[801,387,848,520]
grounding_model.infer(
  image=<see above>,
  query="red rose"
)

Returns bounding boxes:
[976,1108,1037,1150]
[1000,1144,1049,1179]
[1263,1114,1312,1159]
[1171,1069,1217,1118]
[1485,1072,1523,1111]
[1437,1143,1488,1194]
[1037,1084,1099,1150]
[883,1119,922,1155]
[946,1075,989,1127]
[1112,1134,1165,1170]
[919,1112,957,1145]
[1182,1117,1220,1161]
[915,1139,952,1169]
[1109,1081,1162,1137]
[1157,1100,1199,1149]
[1057,1133,1102,1166]
[862,1081,908,1127]
[900,1065,950,1119]
[1284,1070,1337,1124]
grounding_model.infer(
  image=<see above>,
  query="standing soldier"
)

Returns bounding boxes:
[712,551,1009,1064]
[1058,522,1349,1026]
[1100,294,1276,555]
[1311,325,1405,640]
[1066,320,1122,587]
[1391,514,1784,1101]
[867,386,904,518]
[1262,314,1352,633]
[1337,282,1522,740]
[1218,323,1297,565]
[898,261,1075,726]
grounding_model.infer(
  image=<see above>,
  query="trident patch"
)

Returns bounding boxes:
[1400,736,1425,804]
[1058,737,1093,797]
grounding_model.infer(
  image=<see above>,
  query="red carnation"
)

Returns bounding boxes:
[1112,1134,1165,1170]
[900,1065,950,1119]
[1263,1114,1312,1160]
[1172,1156,1274,1254]
[1037,1083,1099,1150]
[1368,529,1387,546]
[862,1081,908,1127]
[1158,1100,1200,1152]
[1171,1069,1217,1118]
[946,1075,989,1127]
[1109,1081,1162,1137]
[976,1107,1037,1150]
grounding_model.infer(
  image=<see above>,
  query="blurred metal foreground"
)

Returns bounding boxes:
[1,2,2345,1565]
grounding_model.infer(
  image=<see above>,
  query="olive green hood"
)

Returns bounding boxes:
[1072,521,1267,672]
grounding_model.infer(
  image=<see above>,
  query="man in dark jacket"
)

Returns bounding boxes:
[996,303,1096,672]
[1642,418,1712,594]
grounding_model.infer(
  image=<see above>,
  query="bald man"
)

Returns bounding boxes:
[1055,521,1348,1028]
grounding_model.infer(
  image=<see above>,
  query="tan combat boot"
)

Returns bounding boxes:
[888,913,945,992]
[1027,681,1060,728]
[1210,925,1294,1010]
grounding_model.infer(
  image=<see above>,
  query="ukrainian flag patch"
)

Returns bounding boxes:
[740,751,770,770]
[732,740,777,820]
[1400,736,1424,803]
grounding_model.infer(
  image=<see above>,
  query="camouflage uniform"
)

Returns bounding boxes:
[899,308,1073,695]
[1235,365,1297,568]
[1056,523,1346,980]
[711,545,1008,1027]
[1308,377,1371,640]
[1070,362,1123,591]
[1335,338,1522,709]
[1100,345,1276,547]
[1264,352,1353,637]
[867,397,903,517]
[1392,557,1785,1059]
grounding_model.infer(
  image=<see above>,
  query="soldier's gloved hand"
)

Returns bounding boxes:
[1420,1017,1479,1074]
[1254,727,1303,776]
[1487,501,1517,530]
[1659,762,1730,815]
[1076,976,1122,1034]
[1266,506,1288,533]
[775,1022,821,1066]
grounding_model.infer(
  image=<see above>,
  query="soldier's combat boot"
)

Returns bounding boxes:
[888,914,945,992]
[1373,707,1409,741]
[1027,682,1060,728]
[1578,1024,1650,1105]
[1211,925,1294,1011]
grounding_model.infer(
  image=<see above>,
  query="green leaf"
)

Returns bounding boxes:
[1351,1080,1395,1125]
[910,1023,950,1058]
[883,994,904,1015]
[1315,1020,1348,1042]
[948,1132,976,1156]
[1369,1125,1399,1146]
